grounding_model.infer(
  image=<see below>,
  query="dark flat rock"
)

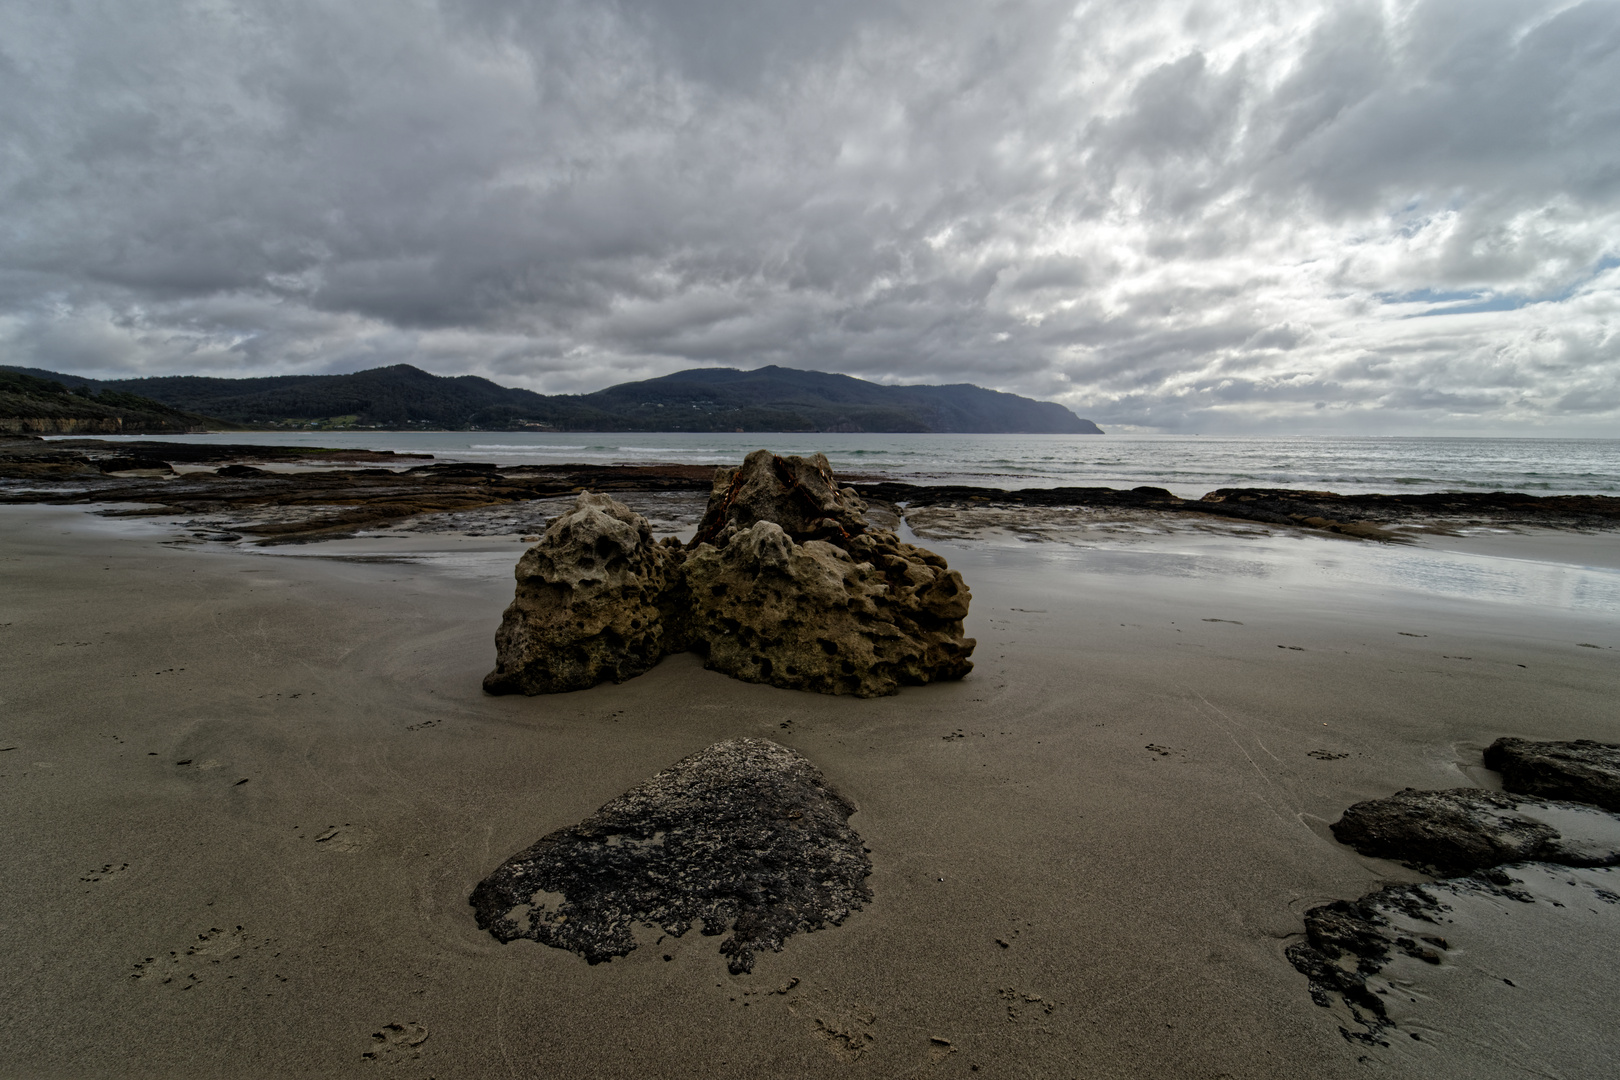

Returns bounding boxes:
[469,739,871,974]
[1331,787,1620,876]
[1485,737,1620,813]
[1287,865,1620,1047]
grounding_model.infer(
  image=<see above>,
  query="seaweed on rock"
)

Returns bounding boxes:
[469,739,872,974]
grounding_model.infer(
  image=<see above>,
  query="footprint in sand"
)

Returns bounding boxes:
[788,989,877,1062]
[361,1022,428,1064]
[310,824,374,853]
[999,986,1059,1026]
[131,925,277,990]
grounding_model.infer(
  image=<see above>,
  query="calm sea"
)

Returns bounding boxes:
[64,432,1620,500]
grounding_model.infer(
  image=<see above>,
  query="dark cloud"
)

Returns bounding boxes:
[0,0,1616,432]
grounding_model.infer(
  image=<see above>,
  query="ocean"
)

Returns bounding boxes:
[55,431,1620,500]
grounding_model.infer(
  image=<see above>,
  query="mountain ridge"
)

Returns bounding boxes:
[0,363,1103,434]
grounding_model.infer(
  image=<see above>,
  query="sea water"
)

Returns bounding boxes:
[59,431,1620,499]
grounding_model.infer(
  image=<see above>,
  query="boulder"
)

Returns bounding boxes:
[469,738,871,974]
[682,450,974,696]
[684,520,974,697]
[1484,737,1620,813]
[483,491,685,695]
[692,449,868,546]
[485,452,975,698]
[1331,786,1620,876]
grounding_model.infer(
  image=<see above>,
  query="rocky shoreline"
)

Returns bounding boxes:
[1289,738,1620,1047]
[4,435,1617,545]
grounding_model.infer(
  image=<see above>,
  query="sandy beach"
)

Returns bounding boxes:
[2,499,1617,1078]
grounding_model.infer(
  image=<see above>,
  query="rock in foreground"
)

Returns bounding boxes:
[468,739,871,973]
[1484,737,1620,813]
[1287,865,1620,1049]
[485,450,975,697]
[1331,787,1620,876]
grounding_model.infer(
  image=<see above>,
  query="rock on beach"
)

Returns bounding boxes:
[484,450,975,697]
[468,738,872,974]
[1330,785,1620,876]
[482,492,685,695]
[1484,737,1620,813]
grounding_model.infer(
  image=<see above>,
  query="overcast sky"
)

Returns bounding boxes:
[2,1,1617,433]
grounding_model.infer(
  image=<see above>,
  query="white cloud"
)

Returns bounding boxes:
[0,0,1616,433]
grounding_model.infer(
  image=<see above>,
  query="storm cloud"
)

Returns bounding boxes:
[2,0,1616,432]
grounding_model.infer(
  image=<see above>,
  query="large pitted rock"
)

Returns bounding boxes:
[684,450,973,695]
[1331,786,1620,876]
[684,520,973,696]
[469,739,871,973]
[1485,737,1620,813]
[485,450,975,697]
[692,449,869,545]
[483,491,685,695]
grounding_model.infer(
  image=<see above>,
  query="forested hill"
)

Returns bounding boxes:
[0,364,1103,434]
[0,368,225,434]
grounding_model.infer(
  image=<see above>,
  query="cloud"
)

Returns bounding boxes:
[0,0,1616,433]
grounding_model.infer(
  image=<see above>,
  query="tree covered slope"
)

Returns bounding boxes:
[1,364,1102,434]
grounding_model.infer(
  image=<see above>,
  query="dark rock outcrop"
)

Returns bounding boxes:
[483,492,686,695]
[469,738,871,974]
[1485,737,1620,813]
[485,451,975,698]
[1331,786,1620,876]
[1284,881,1450,1044]
[1295,739,1620,1044]
[98,455,174,475]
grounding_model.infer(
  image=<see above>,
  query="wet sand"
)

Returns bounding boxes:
[1,504,1617,1078]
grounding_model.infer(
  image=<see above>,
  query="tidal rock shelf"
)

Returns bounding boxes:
[1484,736,1620,812]
[1287,865,1620,1051]
[484,450,976,698]
[6,435,1617,545]
[1290,737,1620,1048]
[1330,786,1620,877]
[469,739,871,974]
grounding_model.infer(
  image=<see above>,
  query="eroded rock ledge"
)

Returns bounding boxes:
[484,450,975,698]
[1485,737,1620,812]
[469,738,871,974]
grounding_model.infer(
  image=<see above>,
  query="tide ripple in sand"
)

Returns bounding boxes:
[469,739,871,974]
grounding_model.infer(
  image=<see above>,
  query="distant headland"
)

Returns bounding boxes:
[0,363,1103,435]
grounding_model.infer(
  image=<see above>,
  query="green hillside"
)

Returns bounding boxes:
[1,364,1103,434]
[0,369,226,434]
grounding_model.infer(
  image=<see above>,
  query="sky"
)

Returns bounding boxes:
[2,0,1617,434]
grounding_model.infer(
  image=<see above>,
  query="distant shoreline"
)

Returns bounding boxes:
[4,435,1617,547]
